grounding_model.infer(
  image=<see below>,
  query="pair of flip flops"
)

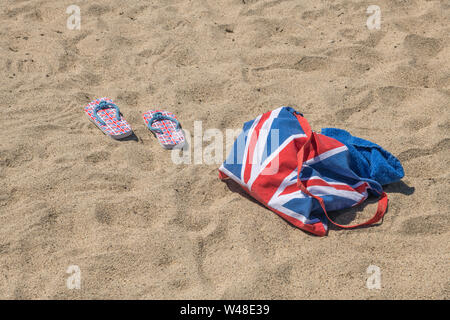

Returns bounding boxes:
[84,98,185,149]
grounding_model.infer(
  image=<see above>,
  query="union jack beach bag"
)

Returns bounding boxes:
[218,107,389,236]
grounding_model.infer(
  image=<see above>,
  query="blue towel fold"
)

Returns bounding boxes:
[321,128,404,186]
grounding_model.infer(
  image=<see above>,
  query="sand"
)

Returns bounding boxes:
[0,0,449,299]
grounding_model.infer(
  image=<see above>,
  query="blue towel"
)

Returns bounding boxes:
[321,128,404,186]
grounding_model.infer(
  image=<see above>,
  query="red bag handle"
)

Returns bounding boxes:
[293,112,388,229]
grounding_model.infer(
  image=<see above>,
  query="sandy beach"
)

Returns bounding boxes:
[0,0,449,299]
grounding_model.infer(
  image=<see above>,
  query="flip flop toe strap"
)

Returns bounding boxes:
[94,101,121,126]
[148,112,180,134]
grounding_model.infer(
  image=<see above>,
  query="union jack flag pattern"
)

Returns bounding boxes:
[84,98,133,139]
[219,106,388,236]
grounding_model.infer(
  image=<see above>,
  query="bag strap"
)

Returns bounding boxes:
[293,112,388,229]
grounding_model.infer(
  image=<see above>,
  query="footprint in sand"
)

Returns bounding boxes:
[94,204,113,225]
[403,117,432,132]
[400,214,448,235]
[398,138,450,162]
[0,145,33,168]
[375,86,412,105]
[334,90,375,122]
[84,151,111,163]
[86,4,111,16]
[403,34,442,59]
[293,56,328,72]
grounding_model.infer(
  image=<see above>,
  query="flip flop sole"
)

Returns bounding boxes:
[84,98,132,139]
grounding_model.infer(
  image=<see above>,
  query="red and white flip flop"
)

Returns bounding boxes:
[84,98,133,139]
[142,110,185,149]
